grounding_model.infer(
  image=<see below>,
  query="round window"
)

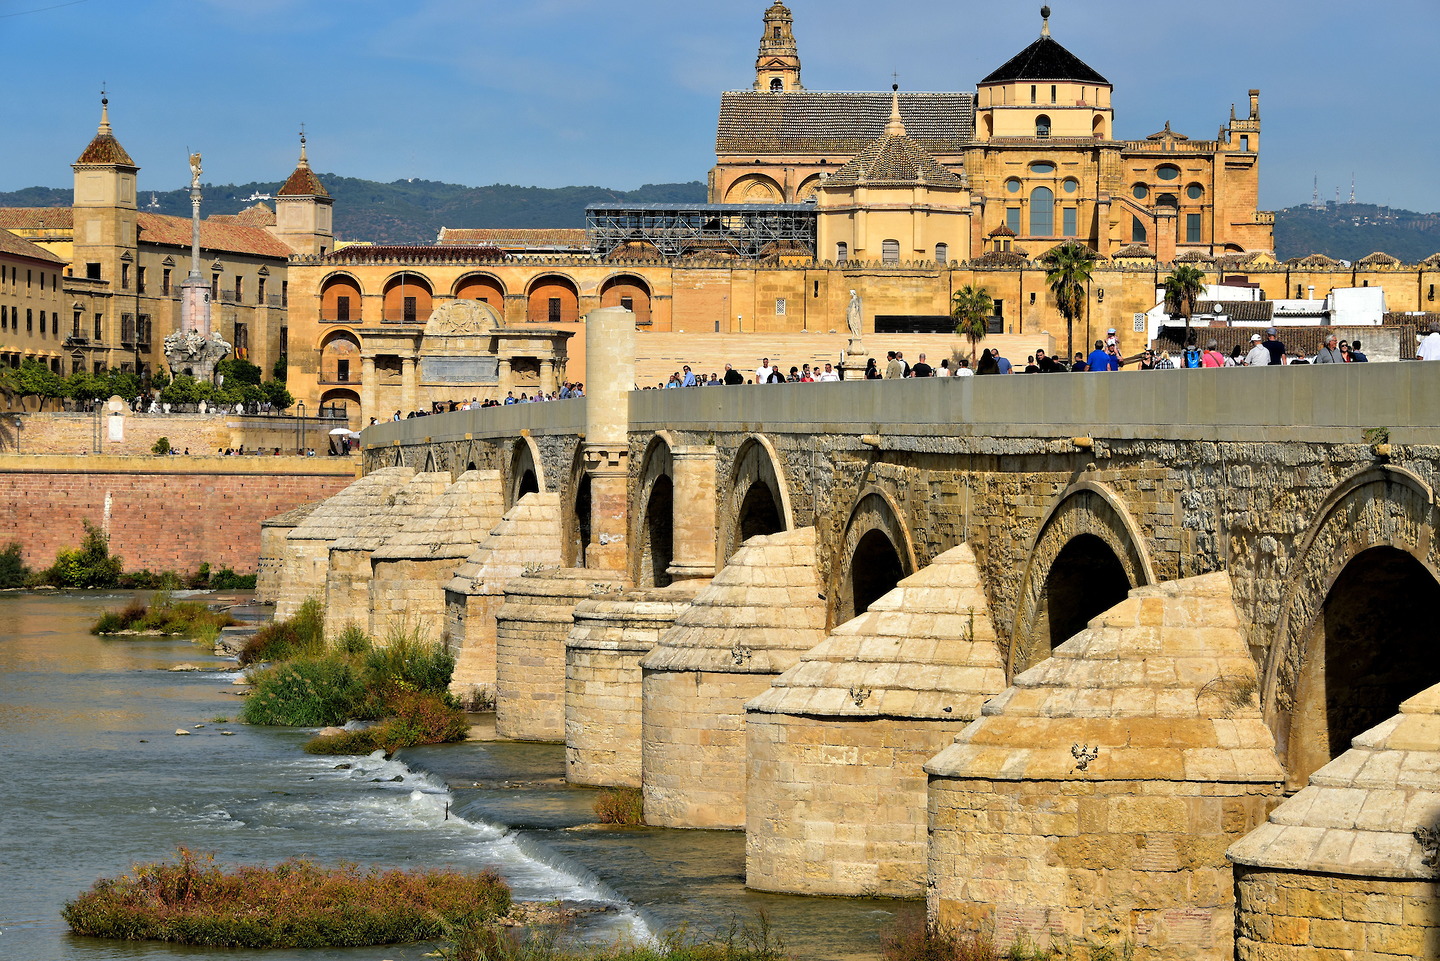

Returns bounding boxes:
[1006,179,1022,194]
[1132,183,1149,200]
[1063,179,1079,194]
[1186,183,1204,200]
[1157,165,1181,182]
[1030,162,1057,175]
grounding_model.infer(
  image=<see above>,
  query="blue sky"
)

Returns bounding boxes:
[2,0,1435,212]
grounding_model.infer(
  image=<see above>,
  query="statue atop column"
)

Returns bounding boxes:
[189,152,203,189]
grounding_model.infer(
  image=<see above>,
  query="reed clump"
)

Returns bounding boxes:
[62,847,511,949]
[92,592,237,639]
[440,912,788,961]
[239,607,469,753]
[593,787,646,826]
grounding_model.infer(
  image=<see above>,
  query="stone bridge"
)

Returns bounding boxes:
[264,308,1440,961]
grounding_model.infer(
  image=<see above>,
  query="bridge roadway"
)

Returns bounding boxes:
[300,355,1440,957]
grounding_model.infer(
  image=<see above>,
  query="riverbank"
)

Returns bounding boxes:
[1,590,915,961]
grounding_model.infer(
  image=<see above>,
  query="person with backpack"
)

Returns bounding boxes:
[1182,342,1203,369]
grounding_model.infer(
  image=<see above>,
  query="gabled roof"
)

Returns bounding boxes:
[981,34,1109,86]
[0,227,64,265]
[438,227,588,250]
[1356,251,1401,267]
[0,207,293,259]
[823,92,966,189]
[717,91,974,156]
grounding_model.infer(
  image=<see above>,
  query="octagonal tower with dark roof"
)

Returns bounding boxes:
[973,5,1114,142]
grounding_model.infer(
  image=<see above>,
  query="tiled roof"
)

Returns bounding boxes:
[1173,250,1215,264]
[823,131,965,188]
[971,249,1030,267]
[208,203,277,228]
[1422,253,1440,267]
[0,207,292,259]
[987,225,1017,238]
[1356,251,1401,267]
[76,130,136,167]
[438,228,589,249]
[1197,300,1274,323]
[326,245,507,264]
[136,212,295,259]
[1296,254,1341,268]
[717,92,974,155]
[0,207,73,230]
[1112,243,1155,259]
[0,227,64,264]
[980,34,1109,86]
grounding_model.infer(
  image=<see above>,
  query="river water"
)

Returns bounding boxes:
[0,591,916,961]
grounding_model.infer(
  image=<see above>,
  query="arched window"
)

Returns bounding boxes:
[770,78,783,92]
[882,239,900,264]
[836,242,849,264]
[1132,217,1148,244]
[935,243,949,264]
[1036,114,1052,138]
[1030,186,1055,237]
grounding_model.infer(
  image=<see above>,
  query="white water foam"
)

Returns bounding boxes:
[273,750,656,946]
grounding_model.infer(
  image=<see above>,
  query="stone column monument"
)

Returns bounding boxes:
[167,151,230,382]
[582,307,635,574]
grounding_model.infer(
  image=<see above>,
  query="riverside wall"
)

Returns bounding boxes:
[0,454,354,574]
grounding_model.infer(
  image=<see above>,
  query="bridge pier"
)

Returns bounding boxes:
[926,572,1284,960]
[640,527,827,829]
[442,492,563,698]
[744,543,1006,898]
[565,584,701,787]
[368,469,504,647]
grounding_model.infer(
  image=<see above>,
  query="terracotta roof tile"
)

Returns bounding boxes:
[823,132,965,189]
[0,227,64,264]
[0,207,73,230]
[208,203,277,228]
[717,91,974,156]
[438,228,589,249]
[326,245,507,264]
[136,212,294,259]
[76,132,136,167]
[1356,251,1401,267]
[1112,243,1155,259]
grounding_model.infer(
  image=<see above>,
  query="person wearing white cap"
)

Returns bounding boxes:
[1244,333,1270,367]
[1106,327,1118,348]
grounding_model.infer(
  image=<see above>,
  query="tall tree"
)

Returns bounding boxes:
[951,285,994,362]
[1042,242,1097,361]
[1163,265,1208,346]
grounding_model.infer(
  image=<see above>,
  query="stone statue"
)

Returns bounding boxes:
[163,327,231,383]
[847,290,863,340]
[189,153,203,189]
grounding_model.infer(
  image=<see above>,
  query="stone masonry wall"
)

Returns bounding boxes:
[746,714,969,898]
[0,456,350,574]
[1235,868,1440,959]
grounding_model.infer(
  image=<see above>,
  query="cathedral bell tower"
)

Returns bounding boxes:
[754,2,803,92]
[71,94,138,289]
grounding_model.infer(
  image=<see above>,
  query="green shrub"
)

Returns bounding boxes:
[242,656,363,727]
[93,599,150,634]
[63,848,512,949]
[334,624,372,657]
[93,596,236,639]
[0,541,31,588]
[45,520,123,588]
[881,920,1051,961]
[365,626,456,694]
[439,913,789,961]
[302,728,379,755]
[209,567,257,590]
[594,787,645,826]
[304,690,469,755]
[117,569,184,590]
[239,597,324,665]
[151,437,172,456]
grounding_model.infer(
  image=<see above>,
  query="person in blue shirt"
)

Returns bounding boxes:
[1086,341,1118,372]
[994,353,1014,374]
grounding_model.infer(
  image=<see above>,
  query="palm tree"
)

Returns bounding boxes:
[951,285,994,362]
[1163,265,1208,347]
[1042,242,1097,361]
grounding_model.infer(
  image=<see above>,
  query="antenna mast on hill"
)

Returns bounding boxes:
[1350,173,1356,204]
[1312,175,1319,208]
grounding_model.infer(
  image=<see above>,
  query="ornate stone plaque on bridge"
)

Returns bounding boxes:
[424,356,500,384]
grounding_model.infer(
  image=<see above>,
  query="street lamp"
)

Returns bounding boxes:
[296,401,306,454]
[12,416,20,455]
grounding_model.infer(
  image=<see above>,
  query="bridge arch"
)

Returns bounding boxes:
[635,433,676,588]
[506,435,545,510]
[725,434,793,561]
[1267,465,1440,789]
[561,445,592,569]
[1010,481,1155,677]
[838,488,918,624]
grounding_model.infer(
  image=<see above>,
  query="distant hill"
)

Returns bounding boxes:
[1272,203,1440,264]
[0,177,709,246]
[4,178,1436,262]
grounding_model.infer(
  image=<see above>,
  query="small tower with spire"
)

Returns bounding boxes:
[72,90,139,289]
[754,2,803,93]
[270,128,334,257]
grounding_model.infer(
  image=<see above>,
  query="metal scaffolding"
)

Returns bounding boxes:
[585,203,817,259]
